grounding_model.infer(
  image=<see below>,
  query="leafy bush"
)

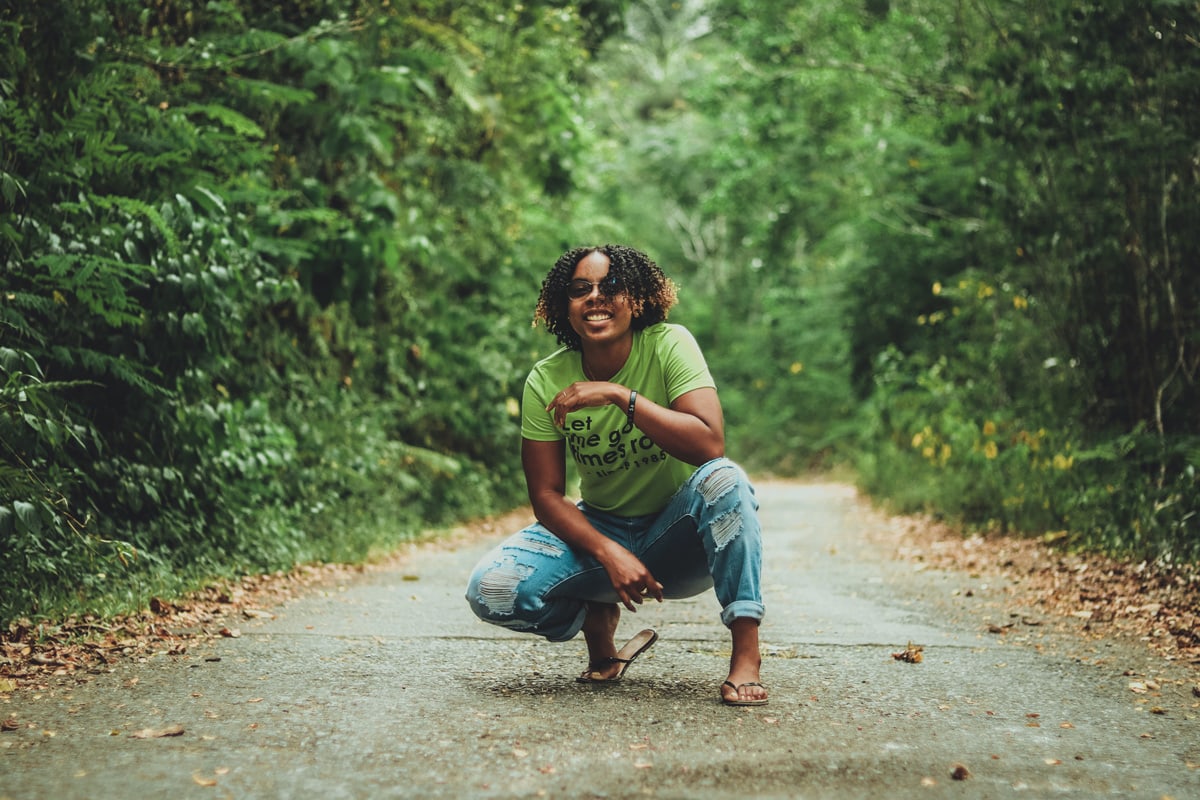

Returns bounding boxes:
[0,0,592,624]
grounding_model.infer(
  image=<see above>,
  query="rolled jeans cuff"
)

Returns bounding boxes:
[721,600,765,628]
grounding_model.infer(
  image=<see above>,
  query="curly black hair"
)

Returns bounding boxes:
[533,244,679,350]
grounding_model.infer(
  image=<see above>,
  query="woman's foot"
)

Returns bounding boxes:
[577,628,658,683]
[578,602,622,680]
[721,617,767,705]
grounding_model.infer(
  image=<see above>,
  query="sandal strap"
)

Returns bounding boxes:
[587,655,631,671]
[722,680,767,690]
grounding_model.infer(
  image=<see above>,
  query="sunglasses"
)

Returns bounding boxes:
[566,274,623,300]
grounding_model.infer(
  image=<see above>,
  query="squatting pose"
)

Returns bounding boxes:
[466,244,767,706]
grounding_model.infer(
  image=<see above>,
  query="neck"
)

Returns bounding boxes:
[581,338,632,382]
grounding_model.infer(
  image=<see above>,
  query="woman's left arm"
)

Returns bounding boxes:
[546,382,724,467]
[630,386,725,466]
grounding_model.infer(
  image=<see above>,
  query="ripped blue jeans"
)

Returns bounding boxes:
[465,458,764,642]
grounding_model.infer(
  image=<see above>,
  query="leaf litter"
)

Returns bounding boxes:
[871,509,1200,674]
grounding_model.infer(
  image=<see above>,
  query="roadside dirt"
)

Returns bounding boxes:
[867,508,1200,672]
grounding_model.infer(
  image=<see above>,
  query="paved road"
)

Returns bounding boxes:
[2,482,1198,799]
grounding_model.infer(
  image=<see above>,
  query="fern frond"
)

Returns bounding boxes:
[88,195,181,258]
[226,76,317,107]
[48,345,164,397]
[180,103,266,140]
[0,293,52,344]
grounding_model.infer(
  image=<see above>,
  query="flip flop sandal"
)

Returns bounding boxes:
[721,680,769,706]
[576,629,659,683]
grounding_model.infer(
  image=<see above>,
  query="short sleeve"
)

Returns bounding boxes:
[658,325,716,403]
[520,365,564,442]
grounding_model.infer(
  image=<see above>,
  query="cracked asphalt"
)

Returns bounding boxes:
[2,481,1198,799]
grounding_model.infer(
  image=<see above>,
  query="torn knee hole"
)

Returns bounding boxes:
[710,509,743,551]
[476,558,532,615]
[699,464,739,505]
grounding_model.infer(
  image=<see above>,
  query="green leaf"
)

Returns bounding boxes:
[180,103,266,140]
[12,500,41,535]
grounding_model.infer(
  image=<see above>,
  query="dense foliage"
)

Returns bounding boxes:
[2,0,1196,624]
[0,0,613,622]
[572,0,1198,561]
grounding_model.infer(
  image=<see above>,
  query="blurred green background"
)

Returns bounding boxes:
[2,0,1196,623]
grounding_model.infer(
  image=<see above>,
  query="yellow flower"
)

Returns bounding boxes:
[983,441,998,459]
[506,397,521,417]
[1052,454,1074,470]
[789,361,804,375]
[912,432,925,448]
[940,443,952,462]
[932,282,942,296]
[1013,295,1028,310]
[922,446,935,459]
[982,420,997,436]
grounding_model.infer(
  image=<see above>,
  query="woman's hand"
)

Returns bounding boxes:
[598,541,664,612]
[546,381,621,428]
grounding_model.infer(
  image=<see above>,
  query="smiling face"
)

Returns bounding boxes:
[566,250,634,350]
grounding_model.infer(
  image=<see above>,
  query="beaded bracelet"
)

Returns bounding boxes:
[626,390,637,422]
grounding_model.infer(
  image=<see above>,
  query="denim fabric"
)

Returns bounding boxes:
[465,457,764,642]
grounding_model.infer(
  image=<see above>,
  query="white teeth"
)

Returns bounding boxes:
[584,312,611,321]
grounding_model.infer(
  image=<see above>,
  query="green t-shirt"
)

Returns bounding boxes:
[521,322,716,516]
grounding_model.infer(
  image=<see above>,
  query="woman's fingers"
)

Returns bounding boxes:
[618,578,663,612]
[546,381,614,426]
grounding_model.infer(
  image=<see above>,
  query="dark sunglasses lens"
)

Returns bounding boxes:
[566,276,622,299]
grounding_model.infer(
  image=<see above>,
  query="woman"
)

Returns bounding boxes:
[465,244,767,706]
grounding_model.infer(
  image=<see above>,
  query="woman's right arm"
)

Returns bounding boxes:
[521,438,663,609]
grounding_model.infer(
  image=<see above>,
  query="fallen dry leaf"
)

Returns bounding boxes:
[1,717,18,732]
[129,724,185,739]
[950,763,971,781]
[192,774,218,787]
[892,642,924,663]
